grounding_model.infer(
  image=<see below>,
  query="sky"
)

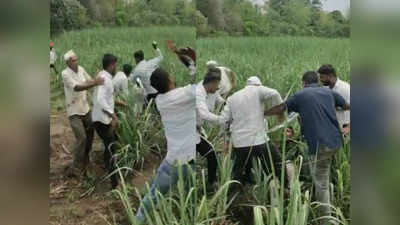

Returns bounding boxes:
[251,0,350,13]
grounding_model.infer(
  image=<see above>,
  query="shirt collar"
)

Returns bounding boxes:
[304,83,320,88]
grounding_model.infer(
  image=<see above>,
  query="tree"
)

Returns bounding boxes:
[51,0,89,35]
[195,0,225,29]
[329,10,346,24]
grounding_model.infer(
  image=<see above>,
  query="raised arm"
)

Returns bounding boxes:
[148,42,164,66]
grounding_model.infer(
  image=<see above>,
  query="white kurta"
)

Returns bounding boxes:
[220,85,283,148]
[92,70,115,125]
[62,66,91,117]
[156,85,197,165]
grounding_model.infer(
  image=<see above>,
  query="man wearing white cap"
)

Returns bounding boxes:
[62,50,104,177]
[206,60,236,97]
[219,76,284,185]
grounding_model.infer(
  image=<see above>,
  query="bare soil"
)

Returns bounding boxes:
[49,113,160,225]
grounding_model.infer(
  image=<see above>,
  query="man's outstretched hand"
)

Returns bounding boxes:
[152,41,158,50]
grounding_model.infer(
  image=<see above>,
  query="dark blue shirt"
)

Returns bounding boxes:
[285,83,346,154]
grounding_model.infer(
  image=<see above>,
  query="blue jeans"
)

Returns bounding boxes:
[136,159,194,222]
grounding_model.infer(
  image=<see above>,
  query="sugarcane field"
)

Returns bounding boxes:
[50,1,351,225]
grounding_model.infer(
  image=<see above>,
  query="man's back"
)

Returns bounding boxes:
[156,85,197,164]
[131,49,163,95]
[286,84,344,154]
[225,85,282,147]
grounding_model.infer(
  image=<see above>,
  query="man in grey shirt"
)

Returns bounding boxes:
[130,41,163,106]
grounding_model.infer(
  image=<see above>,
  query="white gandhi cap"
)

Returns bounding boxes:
[64,50,77,61]
[206,60,218,69]
[247,76,262,86]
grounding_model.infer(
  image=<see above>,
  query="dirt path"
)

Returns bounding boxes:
[50,113,160,225]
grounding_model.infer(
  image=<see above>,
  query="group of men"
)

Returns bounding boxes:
[55,40,350,225]
[58,41,165,189]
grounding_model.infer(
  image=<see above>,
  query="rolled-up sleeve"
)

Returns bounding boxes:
[260,87,283,107]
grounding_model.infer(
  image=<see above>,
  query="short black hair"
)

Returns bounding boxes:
[134,50,144,61]
[103,54,117,70]
[318,64,336,77]
[203,69,221,84]
[123,64,133,76]
[302,71,319,85]
[150,68,170,94]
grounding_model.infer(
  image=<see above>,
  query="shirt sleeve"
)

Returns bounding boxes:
[196,84,224,125]
[285,94,298,113]
[96,76,114,115]
[260,86,283,107]
[148,48,163,67]
[332,90,347,108]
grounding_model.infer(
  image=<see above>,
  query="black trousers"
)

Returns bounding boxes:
[232,142,282,185]
[93,122,118,188]
[196,137,218,185]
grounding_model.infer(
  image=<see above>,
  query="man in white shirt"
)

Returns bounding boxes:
[113,64,131,97]
[318,64,350,134]
[136,67,197,223]
[220,76,284,185]
[50,42,58,74]
[130,41,163,106]
[195,68,226,189]
[206,60,237,97]
[92,53,121,189]
[62,50,104,177]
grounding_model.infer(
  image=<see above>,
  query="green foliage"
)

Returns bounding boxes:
[50,0,89,36]
[51,0,350,38]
